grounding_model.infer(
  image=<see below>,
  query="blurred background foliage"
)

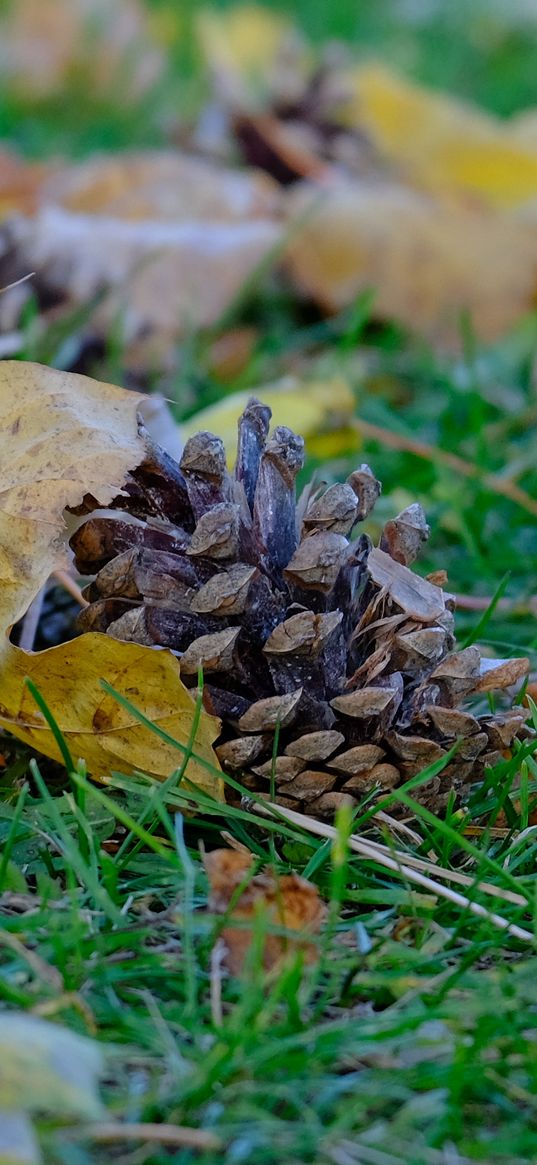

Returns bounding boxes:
[2,0,537,156]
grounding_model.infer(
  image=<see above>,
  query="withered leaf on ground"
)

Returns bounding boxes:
[285,180,537,347]
[0,362,222,794]
[204,847,325,974]
[0,153,282,353]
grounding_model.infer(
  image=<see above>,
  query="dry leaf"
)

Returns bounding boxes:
[0,151,49,221]
[0,0,164,100]
[204,847,324,974]
[0,1013,105,1165]
[181,376,357,462]
[0,153,282,352]
[339,64,537,208]
[41,151,280,221]
[285,180,537,346]
[0,362,222,794]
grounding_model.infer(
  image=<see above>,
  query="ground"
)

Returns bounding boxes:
[0,2,537,1163]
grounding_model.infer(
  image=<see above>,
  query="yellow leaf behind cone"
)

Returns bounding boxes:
[341,64,537,208]
[181,376,357,462]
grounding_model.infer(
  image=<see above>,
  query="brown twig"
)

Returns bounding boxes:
[454,593,510,612]
[0,271,35,294]
[0,929,64,989]
[356,417,537,519]
[251,802,533,942]
[52,569,89,608]
[74,1122,221,1150]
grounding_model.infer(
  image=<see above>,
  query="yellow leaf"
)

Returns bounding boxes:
[197,5,298,107]
[286,181,537,346]
[181,376,357,462]
[340,64,537,208]
[0,635,220,790]
[0,362,222,797]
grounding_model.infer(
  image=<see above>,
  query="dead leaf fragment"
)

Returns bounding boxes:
[41,151,280,221]
[197,5,306,109]
[0,362,144,628]
[204,848,324,973]
[0,636,220,791]
[0,151,49,221]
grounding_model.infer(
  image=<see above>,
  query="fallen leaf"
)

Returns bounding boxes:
[204,847,324,974]
[0,636,221,788]
[0,362,145,628]
[197,5,305,109]
[181,376,357,462]
[285,180,537,346]
[0,362,222,794]
[0,1013,104,1117]
[0,0,164,101]
[41,151,280,221]
[339,64,537,208]
[0,153,282,354]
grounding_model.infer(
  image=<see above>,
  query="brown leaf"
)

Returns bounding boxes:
[0,150,49,220]
[204,848,324,974]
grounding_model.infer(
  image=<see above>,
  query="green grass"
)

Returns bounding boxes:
[2,1,537,1162]
[1,716,537,1164]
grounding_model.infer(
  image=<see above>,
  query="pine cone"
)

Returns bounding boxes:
[70,400,529,819]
